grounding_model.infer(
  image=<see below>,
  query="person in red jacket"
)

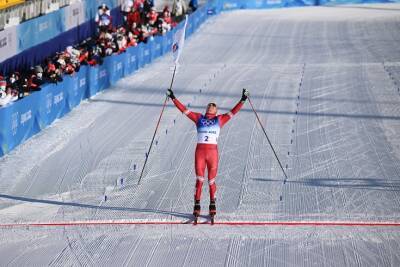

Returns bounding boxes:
[127,6,142,28]
[167,88,249,219]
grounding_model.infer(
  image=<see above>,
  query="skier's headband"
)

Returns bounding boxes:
[207,103,217,108]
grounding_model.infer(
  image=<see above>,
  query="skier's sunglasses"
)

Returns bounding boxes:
[207,103,217,108]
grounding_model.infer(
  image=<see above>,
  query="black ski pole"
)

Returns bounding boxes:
[138,65,177,184]
[248,96,288,182]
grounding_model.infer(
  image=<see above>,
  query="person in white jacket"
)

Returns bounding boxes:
[172,0,187,21]
[0,86,18,107]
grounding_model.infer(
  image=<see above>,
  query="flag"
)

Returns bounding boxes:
[172,15,188,65]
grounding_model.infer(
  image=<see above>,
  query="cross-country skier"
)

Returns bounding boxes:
[167,88,249,223]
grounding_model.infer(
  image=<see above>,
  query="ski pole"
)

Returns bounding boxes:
[248,96,289,182]
[138,65,178,184]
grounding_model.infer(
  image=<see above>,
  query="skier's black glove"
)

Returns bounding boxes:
[166,89,176,100]
[241,88,249,102]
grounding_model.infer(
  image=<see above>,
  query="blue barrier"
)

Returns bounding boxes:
[0,3,122,75]
[37,82,69,128]
[0,92,41,155]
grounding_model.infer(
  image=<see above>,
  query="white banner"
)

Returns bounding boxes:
[64,1,86,31]
[0,26,18,62]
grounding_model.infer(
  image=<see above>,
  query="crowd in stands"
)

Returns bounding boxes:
[0,0,197,107]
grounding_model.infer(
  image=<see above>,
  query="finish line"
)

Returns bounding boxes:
[1,220,400,228]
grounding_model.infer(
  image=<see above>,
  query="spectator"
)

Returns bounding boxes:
[116,27,128,53]
[26,65,43,92]
[0,86,18,107]
[44,58,63,84]
[172,0,187,22]
[31,65,45,86]
[146,7,158,26]
[7,72,24,99]
[0,79,6,98]
[162,6,176,28]
[143,0,154,14]
[87,45,103,66]
[95,3,112,33]
[121,0,134,26]
[127,30,138,47]
[127,6,142,29]
[133,0,144,12]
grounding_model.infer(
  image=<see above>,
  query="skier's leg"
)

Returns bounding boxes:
[194,148,206,216]
[207,149,218,217]
[194,148,206,201]
[207,149,219,201]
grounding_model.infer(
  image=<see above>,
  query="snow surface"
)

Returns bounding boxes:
[1,4,400,266]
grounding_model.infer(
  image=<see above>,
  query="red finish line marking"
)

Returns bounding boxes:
[1,220,400,228]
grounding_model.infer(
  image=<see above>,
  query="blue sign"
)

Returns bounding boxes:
[65,67,88,110]
[18,12,63,52]
[124,46,139,76]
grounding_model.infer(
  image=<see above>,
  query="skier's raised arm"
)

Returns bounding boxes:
[219,88,249,127]
[167,89,201,123]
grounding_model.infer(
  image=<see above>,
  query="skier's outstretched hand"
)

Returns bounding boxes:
[167,89,176,100]
[241,88,249,102]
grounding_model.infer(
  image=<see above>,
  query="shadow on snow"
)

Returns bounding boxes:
[252,177,400,191]
[0,194,193,220]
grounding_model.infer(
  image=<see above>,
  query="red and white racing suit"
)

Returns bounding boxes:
[172,98,244,201]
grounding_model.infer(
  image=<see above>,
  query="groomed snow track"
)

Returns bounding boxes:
[1,4,400,266]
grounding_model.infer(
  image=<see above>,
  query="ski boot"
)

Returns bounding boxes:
[193,200,201,225]
[209,199,216,225]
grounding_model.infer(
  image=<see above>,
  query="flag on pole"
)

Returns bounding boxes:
[172,15,188,65]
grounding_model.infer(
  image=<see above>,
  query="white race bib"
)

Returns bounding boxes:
[196,116,220,144]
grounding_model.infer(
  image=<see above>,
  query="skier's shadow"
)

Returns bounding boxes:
[252,177,400,191]
[0,194,193,220]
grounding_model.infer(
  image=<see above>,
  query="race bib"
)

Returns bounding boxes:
[197,116,220,144]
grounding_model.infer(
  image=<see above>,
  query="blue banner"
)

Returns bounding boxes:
[137,43,145,69]
[87,65,100,98]
[66,67,89,110]
[17,12,64,52]
[37,82,68,128]
[143,44,151,66]
[162,31,173,56]
[0,93,41,155]
[98,63,111,91]
[124,46,139,76]
[106,53,124,85]
[150,36,163,61]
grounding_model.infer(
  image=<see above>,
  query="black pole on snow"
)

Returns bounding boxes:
[138,65,177,185]
[248,96,289,182]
